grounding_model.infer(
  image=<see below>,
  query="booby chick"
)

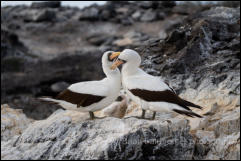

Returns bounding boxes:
[111,49,203,120]
[40,51,121,120]
[102,94,128,118]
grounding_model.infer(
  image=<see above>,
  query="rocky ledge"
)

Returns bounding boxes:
[1,108,194,160]
[1,101,239,160]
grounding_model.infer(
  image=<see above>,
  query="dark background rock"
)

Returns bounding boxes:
[23,9,57,22]
[140,9,157,22]
[136,7,240,94]
[31,1,61,9]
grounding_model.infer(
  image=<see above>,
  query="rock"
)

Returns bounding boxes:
[203,132,240,160]
[100,10,112,20]
[1,104,33,141]
[137,1,164,10]
[113,31,149,47]
[160,1,176,8]
[208,108,240,137]
[23,9,56,22]
[159,30,168,39]
[219,1,240,8]
[86,35,107,46]
[31,1,61,8]
[172,4,201,15]
[86,33,115,46]
[1,110,195,160]
[203,103,219,116]
[179,77,240,160]
[193,130,216,160]
[78,7,99,20]
[138,1,154,9]
[201,7,240,22]
[51,82,69,93]
[116,7,129,15]
[113,37,133,47]
[140,9,157,22]
[105,1,130,8]
[132,11,142,20]
[1,29,29,61]
[156,11,166,20]
[5,95,61,120]
[138,6,240,89]
[195,130,216,145]
[120,17,134,25]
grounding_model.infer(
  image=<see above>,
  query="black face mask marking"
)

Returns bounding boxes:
[108,52,113,62]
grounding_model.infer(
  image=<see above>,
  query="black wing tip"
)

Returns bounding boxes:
[193,105,203,110]
[193,113,203,118]
[193,104,203,110]
[173,109,203,118]
[183,100,204,110]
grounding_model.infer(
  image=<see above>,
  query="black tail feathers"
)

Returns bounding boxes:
[173,109,203,118]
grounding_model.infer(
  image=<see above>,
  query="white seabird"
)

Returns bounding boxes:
[40,51,122,120]
[111,49,203,119]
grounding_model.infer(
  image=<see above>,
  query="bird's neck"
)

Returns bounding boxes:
[121,62,139,76]
[103,64,121,80]
[103,65,121,93]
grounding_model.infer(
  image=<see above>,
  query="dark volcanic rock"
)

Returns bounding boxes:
[23,9,57,22]
[1,30,28,59]
[31,1,61,9]
[160,1,176,8]
[1,30,33,73]
[1,51,104,100]
[140,9,157,22]
[86,33,116,46]
[78,6,100,21]
[172,3,203,15]
[137,7,240,93]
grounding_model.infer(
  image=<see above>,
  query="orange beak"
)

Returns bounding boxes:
[109,52,121,60]
[111,59,124,70]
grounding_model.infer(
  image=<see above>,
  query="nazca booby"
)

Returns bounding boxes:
[40,51,122,120]
[111,49,203,119]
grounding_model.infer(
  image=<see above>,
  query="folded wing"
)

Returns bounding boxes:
[56,80,109,107]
